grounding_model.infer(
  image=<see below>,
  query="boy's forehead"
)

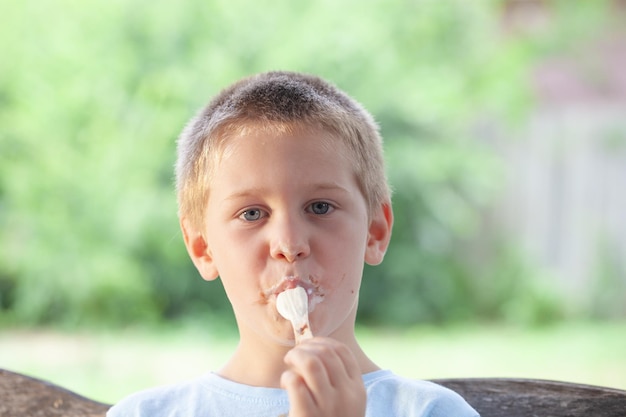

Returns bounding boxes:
[223,131,348,165]
[217,123,351,162]
[206,130,361,198]
[198,120,370,205]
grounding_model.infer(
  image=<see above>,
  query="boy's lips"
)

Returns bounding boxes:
[262,275,324,302]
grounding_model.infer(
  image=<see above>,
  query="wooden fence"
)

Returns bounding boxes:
[488,103,626,314]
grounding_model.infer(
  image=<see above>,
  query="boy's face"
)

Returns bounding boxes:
[182,130,392,346]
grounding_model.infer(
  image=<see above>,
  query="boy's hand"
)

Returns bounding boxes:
[280,337,366,417]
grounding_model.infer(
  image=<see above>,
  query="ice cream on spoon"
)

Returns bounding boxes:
[276,286,313,344]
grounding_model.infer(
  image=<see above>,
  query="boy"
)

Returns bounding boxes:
[108,71,478,416]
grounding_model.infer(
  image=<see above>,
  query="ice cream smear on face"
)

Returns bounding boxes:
[276,286,314,344]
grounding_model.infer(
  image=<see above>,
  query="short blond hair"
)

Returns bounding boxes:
[175,71,390,229]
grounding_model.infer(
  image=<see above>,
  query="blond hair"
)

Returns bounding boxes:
[175,71,390,229]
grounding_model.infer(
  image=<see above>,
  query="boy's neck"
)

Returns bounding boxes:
[217,329,380,388]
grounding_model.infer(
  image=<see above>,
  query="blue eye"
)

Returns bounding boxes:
[309,201,332,215]
[241,208,264,221]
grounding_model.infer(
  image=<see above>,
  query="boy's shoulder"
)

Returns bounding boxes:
[364,370,479,417]
[106,372,290,417]
[106,375,204,416]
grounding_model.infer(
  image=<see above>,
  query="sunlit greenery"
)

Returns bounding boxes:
[0,0,615,326]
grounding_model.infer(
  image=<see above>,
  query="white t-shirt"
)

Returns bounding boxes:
[107,369,479,417]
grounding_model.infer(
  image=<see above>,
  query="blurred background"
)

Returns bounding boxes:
[1,0,625,404]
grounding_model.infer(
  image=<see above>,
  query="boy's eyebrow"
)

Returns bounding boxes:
[224,183,351,201]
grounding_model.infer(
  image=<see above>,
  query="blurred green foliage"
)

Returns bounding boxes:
[0,0,612,327]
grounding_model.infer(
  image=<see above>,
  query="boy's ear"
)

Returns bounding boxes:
[180,218,219,282]
[364,201,394,265]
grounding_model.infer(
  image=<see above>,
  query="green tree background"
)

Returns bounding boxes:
[0,0,616,327]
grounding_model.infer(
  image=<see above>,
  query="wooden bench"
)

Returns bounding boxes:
[2,368,625,416]
[434,378,626,417]
[0,369,109,417]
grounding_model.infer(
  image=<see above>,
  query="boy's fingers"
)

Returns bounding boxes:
[292,338,360,385]
[325,339,362,381]
[285,342,332,396]
[284,337,362,397]
[280,369,317,410]
[283,338,367,417]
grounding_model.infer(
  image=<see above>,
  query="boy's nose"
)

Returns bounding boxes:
[269,216,310,262]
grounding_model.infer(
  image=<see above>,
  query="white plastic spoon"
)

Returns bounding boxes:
[276,286,313,344]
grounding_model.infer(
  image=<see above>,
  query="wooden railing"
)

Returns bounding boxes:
[434,378,626,417]
[2,368,626,416]
[0,369,109,417]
